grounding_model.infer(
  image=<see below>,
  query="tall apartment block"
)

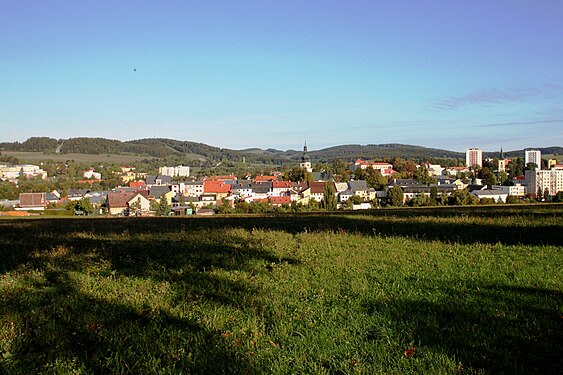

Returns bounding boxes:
[524,150,542,169]
[465,148,483,168]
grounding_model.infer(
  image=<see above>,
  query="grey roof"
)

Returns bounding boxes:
[388,179,422,187]
[472,190,507,197]
[311,171,333,181]
[339,189,354,196]
[146,175,172,185]
[349,180,369,192]
[251,182,273,194]
[231,180,252,190]
[149,186,171,198]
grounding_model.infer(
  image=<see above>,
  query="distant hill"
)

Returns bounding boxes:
[1,137,560,165]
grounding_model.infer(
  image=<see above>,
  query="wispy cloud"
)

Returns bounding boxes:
[431,84,563,111]
[478,118,563,128]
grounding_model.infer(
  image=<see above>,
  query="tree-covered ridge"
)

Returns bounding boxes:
[1,137,561,164]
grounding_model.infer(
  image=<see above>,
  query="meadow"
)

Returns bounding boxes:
[1,151,154,164]
[1,206,562,374]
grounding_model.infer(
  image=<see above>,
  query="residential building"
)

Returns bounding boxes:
[354,160,395,175]
[149,186,174,204]
[170,182,186,195]
[425,164,444,176]
[465,148,483,168]
[159,165,190,177]
[308,181,327,202]
[17,192,47,210]
[388,179,457,204]
[491,184,526,198]
[203,180,231,201]
[83,168,101,180]
[106,191,150,216]
[231,180,253,198]
[548,160,559,169]
[524,150,542,169]
[146,175,172,187]
[348,180,375,201]
[185,181,204,197]
[0,164,47,180]
[443,166,470,177]
[525,168,563,197]
[270,196,291,207]
[251,182,273,199]
[272,181,292,196]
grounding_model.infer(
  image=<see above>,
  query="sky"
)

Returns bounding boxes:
[1,0,562,152]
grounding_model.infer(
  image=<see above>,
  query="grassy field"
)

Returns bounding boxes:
[1,206,562,374]
[1,151,154,164]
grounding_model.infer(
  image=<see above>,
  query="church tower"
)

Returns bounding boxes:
[299,142,313,173]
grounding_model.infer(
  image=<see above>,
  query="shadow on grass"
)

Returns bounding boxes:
[0,211,562,275]
[0,222,297,374]
[363,283,563,374]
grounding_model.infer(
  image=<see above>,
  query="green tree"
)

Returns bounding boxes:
[365,168,387,190]
[386,186,404,207]
[156,194,171,216]
[331,159,348,175]
[506,195,521,204]
[321,183,338,211]
[414,165,433,185]
[430,186,439,202]
[508,157,524,178]
[448,189,478,205]
[353,167,367,181]
[284,167,313,182]
[65,198,94,215]
[349,195,363,205]
[479,167,497,186]
[525,162,538,171]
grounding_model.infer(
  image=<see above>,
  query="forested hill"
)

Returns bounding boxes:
[1,137,560,164]
[307,144,464,161]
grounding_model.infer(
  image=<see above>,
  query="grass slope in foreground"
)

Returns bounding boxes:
[0,207,562,374]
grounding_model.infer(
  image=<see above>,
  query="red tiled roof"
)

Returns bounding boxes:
[309,181,326,194]
[254,175,277,182]
[206,175,237,181]
[273,181,292,189]
[129,181,146,188]
[270,196,291,206]
[204,180,231,194]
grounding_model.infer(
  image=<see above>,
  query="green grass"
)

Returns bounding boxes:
[1,206,562,374]
[1,151,154,163]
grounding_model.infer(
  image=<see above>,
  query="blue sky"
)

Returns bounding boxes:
[1,1,562,152]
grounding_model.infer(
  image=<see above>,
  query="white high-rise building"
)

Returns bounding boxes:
[526,168,563,197]
[159,165,190,177]
[465,148,483,169]
[524,150,542,169]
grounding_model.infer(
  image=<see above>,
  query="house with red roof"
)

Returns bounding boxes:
[270,196,291,207]
[272,181,292,196]
[203,180,231,201]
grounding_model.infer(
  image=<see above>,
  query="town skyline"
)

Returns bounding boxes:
[2,1,562,151]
